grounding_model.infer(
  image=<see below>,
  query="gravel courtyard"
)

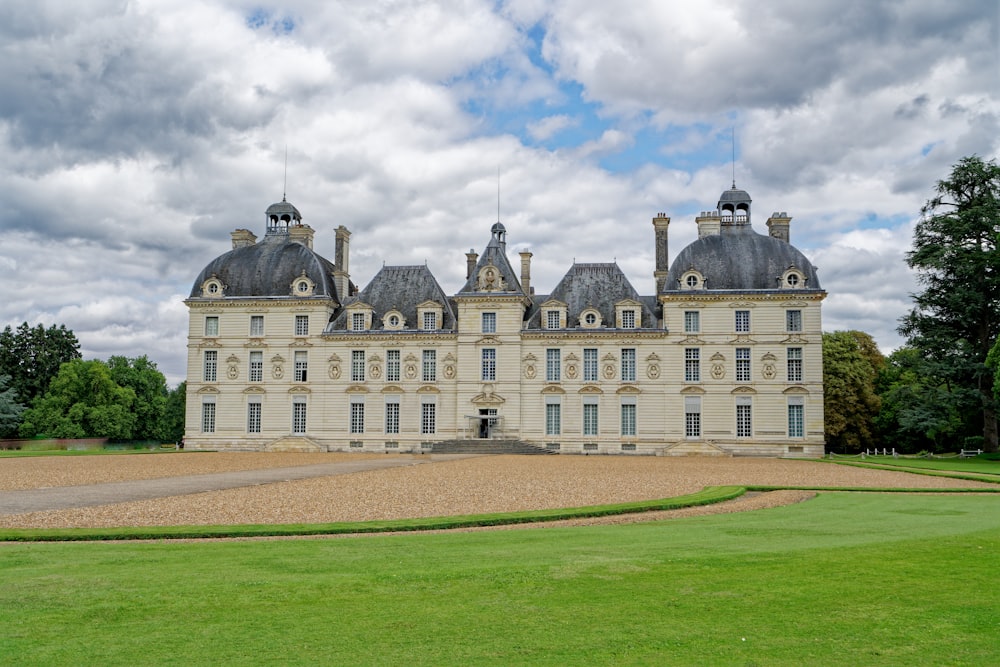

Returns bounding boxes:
[0,452,994,530]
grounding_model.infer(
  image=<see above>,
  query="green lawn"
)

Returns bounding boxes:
[2,492,998,666]
[850,456,1000,476]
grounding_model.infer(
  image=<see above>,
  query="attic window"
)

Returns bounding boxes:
[202,278,224,297]
[382,310,405,330]
[681,271,704,290]
[782,268,805,289]
[297,280,310,293]
[581,309,602,329]
[208,283,219,294]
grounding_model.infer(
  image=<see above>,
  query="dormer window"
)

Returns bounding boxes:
[781,267,805,289]
[346,302,374,332]
[423,312,437,330]
[621,310,636,329]
[201,276,225,298]
[352,312,366,332]
[615,300,642,329]
[581,309,602,329]
[681,270,704,290]
[382,310,405,331]
[417,301,444,331]
[547,310,560,329]
[290,272,316,296]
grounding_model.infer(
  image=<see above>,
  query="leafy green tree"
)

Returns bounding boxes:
[107,355,169,441]
[164,381,186,444]
[19,360,136,439]
[898,156,1000,451]
[0,375,25,438]
[0,322,81,406]
[822,331,884,452]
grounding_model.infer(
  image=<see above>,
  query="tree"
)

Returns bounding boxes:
[898,156,1000,451]
[19,360,136,440]
[822,331,883,452]
[0,375,25,438]
[107,355,169,441]
[0,322,81,406]
[164,381,186,444]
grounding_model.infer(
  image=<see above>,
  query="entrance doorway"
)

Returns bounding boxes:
[478,409,498,438]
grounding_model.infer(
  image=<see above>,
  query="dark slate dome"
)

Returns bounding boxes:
[190,234,340,299]
[664,224,821,291]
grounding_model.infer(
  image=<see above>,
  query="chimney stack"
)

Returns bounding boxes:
[288,223,314,249]
[519,250,533,295]
[652,213,670,293]
[766,212,791,243]
[231,229,257,249]
[334,226,351,301]
[466,250,478,281]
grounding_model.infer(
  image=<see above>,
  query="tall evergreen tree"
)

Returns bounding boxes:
[0,375,25,438]
[0,322,81,406]
[899,156,1000,451]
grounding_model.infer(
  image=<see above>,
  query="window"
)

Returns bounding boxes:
[621,348,636,382]
[422,350,436,382]
[351,350,365,382]
[294,351,308,382]
[421,403,436,434]
[584,312,598,326]
[736,400,752,438]
[385,401,400,434]
[350,402,364,434]
[545,403,561,436]
[546,310,560,329]
[788,402,804,437]
[247,401,261,433]
[786,310,802,333]
[481,348,496,381]
[295,315,309,336]
[686,274,699,288]
[201,400,216,433]
[684,396,701,438]
[352,312,365,332]
[621,403,636,436]
[621,310,636,329]
[736,348,751,383]
[584,348,598,382]
[204,316,219,336]
[684,348,700,382]
[482,312,496,333]
[293,400,307,434]
[735,310,750,333]
[546,349,561,382]
[583,402,599,436]
[248,351,263,382]
[786,273,800,287]
[684,311,699,333]
[250,315,264,337]
[386,350,400,382]
[423,312,437,331]
[203,350,217,382]
[787,347,803,382]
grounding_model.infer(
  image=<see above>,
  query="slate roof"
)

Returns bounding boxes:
[457,223,525,295]
[190,234,340,299]
[528,263,658,329]
[326,265,455,332]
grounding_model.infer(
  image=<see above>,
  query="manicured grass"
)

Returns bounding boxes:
[850,456,1000,476]
[2,493,998,666]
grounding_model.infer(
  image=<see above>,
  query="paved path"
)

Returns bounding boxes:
[0,456,474,514]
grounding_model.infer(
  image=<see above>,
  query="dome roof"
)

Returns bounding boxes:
[664,224,821,291]
[718,186,752,206]
[190,235,339,299]
[265,199,301,220]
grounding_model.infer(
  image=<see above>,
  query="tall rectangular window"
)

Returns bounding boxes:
[385,400,400,434]
[736,399,752,438]
[249,351,263,382]
[481,348,496,381]
[620,403,636,436]
[621,310,636,329]
[621,348,636,382]
[204,316,219,336]
[546,349,561,382]
[292,402,307,434]
[422,350,436,382]
[684,396,701,438]
[736,347,751,383]
[201,400,216,433]
[421,403,436,434]
[786,310,802,333]
[584,348,598,382]
[684,311,699,333]
[546,310,560,329]
[583,402,599,436]
[294,351,308,382]
[482,312,496,333]
[735,310,750,333]
[684,348,700,382]
[788,402,804,437]
[545,403,561,435]
[787,347,803,382]
[247,401,261,434]
[203,350,217,382]
[295,315,309,336]
[351,350,365,382]
[250,315,264,337]
[352,312,365,332]
[386,350,400,382]
[350,402,364,434]
[423,312,437,330]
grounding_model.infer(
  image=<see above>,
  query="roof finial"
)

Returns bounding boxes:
[497,165,501,224]
[731,127,736,189]
[283,145,288,202]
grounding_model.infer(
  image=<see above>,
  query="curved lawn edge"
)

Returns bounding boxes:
[824,460,1000,485]
[0,485,748,542]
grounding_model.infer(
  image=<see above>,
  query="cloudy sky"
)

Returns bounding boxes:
[1,0,997,386]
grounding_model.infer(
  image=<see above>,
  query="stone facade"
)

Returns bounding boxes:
[185,185,826,456]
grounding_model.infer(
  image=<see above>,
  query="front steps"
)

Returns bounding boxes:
[428,439,557,455]
[660,441,732,457]
[265,436,325,453]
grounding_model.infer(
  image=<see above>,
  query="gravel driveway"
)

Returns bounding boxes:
[0,452,994,529]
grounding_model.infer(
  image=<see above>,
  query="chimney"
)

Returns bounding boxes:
[652,213,670,292]
[466,250,478,281]
[288,223,314,249]
[696,210,722,239]
[519,250,533,295]
[231,229,257,249]
[334,226,351,301]
[766,212,791,243]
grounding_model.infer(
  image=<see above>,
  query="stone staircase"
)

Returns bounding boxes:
[265,436,325,453]
[659,440,732,457]
[428,439,558,455]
